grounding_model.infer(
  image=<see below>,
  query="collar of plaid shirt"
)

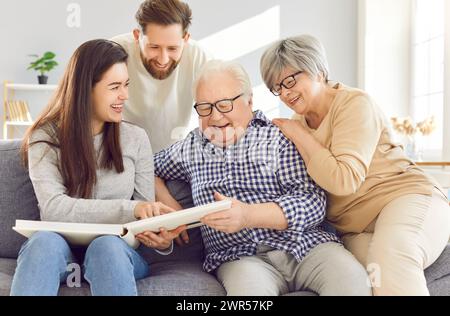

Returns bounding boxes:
[198,110,271,146]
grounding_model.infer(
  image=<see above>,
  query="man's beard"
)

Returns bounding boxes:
[140,52,180,80]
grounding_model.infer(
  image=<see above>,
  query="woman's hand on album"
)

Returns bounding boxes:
[136,225,187,250]
[134,201,175,220]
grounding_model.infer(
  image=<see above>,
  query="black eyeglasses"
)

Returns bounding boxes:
[194,93,244,117]
[270,71,303,96]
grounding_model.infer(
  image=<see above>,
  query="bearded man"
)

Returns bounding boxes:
[112,0,210,152]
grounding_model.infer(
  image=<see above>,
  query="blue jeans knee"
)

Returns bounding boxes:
[18,231,73,265]
[11,231,73,296]
[83,235,149,279]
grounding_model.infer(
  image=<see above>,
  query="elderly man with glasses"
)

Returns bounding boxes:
[153,60,371,296]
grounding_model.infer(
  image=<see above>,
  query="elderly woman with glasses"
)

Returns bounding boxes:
[260,34,450,296]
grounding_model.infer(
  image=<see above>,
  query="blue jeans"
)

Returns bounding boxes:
[10,231,150,296]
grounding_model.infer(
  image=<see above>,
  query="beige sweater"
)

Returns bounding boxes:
[293,83,443,234]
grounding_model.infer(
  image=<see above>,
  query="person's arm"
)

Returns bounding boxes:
[28,130,139,224]
[131,128,182,253]
[245,202,287,230]
[154,139,192,244]
[271,119,322,165]
[133,128,192,252]
[275,95,382,196]
[272,140,327,233]
[154,177,191,245]
[202,139,326,234]
[132,128,155,202]
[202,192,287,234]
[153,137,194,246]
[153,135,190,182]
[155,177,182,211]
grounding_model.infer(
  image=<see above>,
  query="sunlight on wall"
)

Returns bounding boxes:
[198,6,280,61]
[183,5,282,133]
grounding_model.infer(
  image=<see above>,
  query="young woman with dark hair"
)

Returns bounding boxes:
[11,39,184,296]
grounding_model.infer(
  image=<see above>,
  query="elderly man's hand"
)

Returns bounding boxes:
[200,192,250,234]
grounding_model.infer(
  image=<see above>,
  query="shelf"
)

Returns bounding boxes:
[3,81,57,139]
[416,162,450,167]
[5,121,33,126]
[5,83,57,91]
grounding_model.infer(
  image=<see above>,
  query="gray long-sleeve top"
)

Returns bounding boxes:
[28,122,155,224]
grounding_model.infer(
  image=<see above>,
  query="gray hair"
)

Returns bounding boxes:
[260,34,330,90]
[193,60,253,100]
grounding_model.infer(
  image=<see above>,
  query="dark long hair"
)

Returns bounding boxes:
[21,39,129,198]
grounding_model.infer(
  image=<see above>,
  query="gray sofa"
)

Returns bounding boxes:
[1,139,449,296]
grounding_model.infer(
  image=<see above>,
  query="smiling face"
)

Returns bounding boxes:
[195,71,254,147]
[91,62,129,134]
[276,68,325,116]
[135,23,188,80]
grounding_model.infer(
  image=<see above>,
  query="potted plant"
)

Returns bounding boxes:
[27,52,58,84]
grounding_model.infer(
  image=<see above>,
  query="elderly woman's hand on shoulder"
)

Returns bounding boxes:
[272,118,308,143]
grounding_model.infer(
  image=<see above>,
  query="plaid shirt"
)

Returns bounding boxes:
[154,110,339,272]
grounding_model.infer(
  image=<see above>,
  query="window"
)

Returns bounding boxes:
[411,0,445,156]
[359,0,449,160]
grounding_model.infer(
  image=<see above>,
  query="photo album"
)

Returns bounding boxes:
[13,200,232,248]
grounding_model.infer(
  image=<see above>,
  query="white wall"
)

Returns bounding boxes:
[0,0,143,139]
[0,0,357,139]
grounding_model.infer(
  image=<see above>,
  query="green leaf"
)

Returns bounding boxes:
[43,52,55,60]
[27,51,57,73]
[35,57,46,64]
[44,60,57,66]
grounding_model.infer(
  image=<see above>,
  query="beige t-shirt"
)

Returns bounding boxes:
[293,83,444,234]
[111,33,210,153]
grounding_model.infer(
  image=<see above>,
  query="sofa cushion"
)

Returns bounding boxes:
[428,276,450,296]
[59,262,225,296]
[425,244,450,283]
[136,261,225,296]
[0,258,15,296]
[0,140,40,259]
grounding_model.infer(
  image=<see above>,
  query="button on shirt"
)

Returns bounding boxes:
[154,110,339,272]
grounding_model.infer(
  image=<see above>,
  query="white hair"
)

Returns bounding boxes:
[193,60,252,100]
[260,34,330,90]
